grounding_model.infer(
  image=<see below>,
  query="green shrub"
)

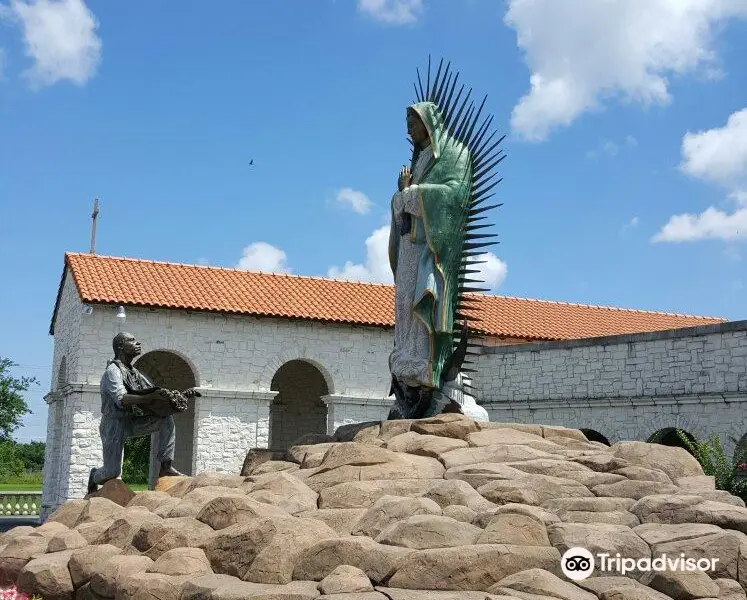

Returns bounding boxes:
[122,435,151,484]
[0,441,24,481]
[676,430,747,501]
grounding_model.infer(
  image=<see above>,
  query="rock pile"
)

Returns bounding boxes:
[1,414,746,599]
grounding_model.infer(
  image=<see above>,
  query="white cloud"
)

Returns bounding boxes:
[587,140,619,159]
[587,135,639,159]
[473,252,508,290]
[236,242,292,273]
[7,0,101,88]
[655,108,747,243]
[328,225,393,283]
[333,187,373,215]
[680,108,747,190]
[357,0,422,25]
[653,206,747,242]
[327,225,508,290]
[504,0,747,141]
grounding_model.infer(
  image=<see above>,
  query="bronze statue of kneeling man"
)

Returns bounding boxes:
[87,332,200,494]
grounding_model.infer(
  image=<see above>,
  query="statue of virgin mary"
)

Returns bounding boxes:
[386,60,504,421]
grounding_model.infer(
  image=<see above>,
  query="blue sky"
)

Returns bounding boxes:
[1,0,746,442]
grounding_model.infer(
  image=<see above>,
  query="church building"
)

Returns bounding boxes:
[42,252,747,518]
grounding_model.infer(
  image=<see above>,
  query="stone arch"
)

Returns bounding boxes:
[629,411,704,447]
[259,351,337,395]
[269,359,330,450]
[136,348,201,387]
[580,428,611,446]
[56,356,67,391]
[647,427,696,455]
[134,349,198,476]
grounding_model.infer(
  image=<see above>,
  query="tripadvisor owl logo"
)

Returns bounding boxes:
[561,547,595,580]
[560,546,720,580]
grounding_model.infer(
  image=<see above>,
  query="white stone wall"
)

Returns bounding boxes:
[193,391,273,474]
[324,395,392,432]
[50,271,82,390]
[479,322,747,455]
[476,324,747,401]
[75,305,394,397]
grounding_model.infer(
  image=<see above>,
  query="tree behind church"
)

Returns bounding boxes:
[0,357,37,442]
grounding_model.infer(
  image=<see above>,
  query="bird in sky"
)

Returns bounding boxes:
[248,159,254,166]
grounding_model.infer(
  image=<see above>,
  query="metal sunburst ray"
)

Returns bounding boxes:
[429,58,445,103]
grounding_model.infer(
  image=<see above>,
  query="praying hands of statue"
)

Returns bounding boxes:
[398,166,412,191]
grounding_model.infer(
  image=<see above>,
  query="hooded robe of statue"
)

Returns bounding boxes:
[388,101,472,417]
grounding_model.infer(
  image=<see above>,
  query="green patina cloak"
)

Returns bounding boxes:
[388,101,473,389]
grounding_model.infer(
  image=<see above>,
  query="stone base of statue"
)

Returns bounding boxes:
[388,373,489,421]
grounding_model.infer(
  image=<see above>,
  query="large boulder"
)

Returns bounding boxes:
[148,547,213,577]
[610,441,704,480]
[17,550,75,600]
[318,479,435,509]
[387,545,562,591]
[74,497,126,526]
[488,568,596,600]
[197,494,290,530]
[375,514,483,549]
[69,544,123,588]
[95,506,162,548]
[90,555,154,598]
[477,512,551,546]
[293,536,414,584]
[200,516,337,584]
[131,516,214,559]
[22,416,747,600]
[244,471,318,514]
[0,534,49,585]
[317,565,373,595]
[351,496,442,538]
[87,479,136,507]
[46,499,88,528]
[241,448,293,476]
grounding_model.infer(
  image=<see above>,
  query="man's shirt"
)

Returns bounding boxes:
[100,361,153,416]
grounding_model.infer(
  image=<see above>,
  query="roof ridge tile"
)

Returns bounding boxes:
[55,253,727,339]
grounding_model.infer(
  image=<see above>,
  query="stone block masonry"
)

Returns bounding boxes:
[477,320,747,454]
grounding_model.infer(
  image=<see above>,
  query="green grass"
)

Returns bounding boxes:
[0,477,150,493]
[0,471,43,491]
[0,483,42,492]
[1,471,43,486]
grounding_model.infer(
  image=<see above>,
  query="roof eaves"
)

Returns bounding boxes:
[49,257,70,336]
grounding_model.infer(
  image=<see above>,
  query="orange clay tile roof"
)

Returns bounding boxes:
[51,252,727,340]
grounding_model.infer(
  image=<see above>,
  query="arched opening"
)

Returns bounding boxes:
[269,360,329,450]
[647,427,696,455]
[580,428,611,446]
[134,350,198,477]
